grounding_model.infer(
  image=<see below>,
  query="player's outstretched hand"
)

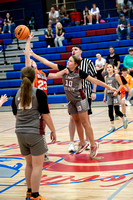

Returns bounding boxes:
[50,131,56,143]
[109,86,117,92]
[1,94,8,104]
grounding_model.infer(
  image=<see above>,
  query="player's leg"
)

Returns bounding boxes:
[25,154,32,199]
[78,111,99,158]
[68,115,76,152]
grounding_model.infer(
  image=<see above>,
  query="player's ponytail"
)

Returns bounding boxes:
[20,67,35,110]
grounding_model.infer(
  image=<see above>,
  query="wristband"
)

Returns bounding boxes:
[92,91,96,94]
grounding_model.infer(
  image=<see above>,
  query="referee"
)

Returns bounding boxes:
[68,45,97,152]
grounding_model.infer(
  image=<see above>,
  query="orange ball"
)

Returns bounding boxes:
[15,25,30,40]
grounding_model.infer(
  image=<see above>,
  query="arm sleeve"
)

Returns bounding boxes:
[11,94,17,115]
[79,69,89,79]
[58,64,66,71]
[44,71,49,77]
[121,76,127,85]
[36,89,50,114]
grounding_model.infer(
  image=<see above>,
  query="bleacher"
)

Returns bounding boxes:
[0,17,133,106]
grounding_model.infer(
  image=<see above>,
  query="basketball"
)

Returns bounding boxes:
[14,25,30,40]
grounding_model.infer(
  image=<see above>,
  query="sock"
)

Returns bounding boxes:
[32,192,39,198]
[27,188,32,193]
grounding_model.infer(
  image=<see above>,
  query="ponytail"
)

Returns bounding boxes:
[20,67,35,110]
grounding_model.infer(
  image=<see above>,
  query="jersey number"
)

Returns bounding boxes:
[38,80,47,91]
[65,80,73,87]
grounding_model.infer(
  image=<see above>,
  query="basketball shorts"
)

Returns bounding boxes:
[16,133,48,156]
[68,98,89,114]
[107,93,120,106]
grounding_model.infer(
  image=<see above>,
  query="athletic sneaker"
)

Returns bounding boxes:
[68,142,75,152]
[30,195,48,200]
[90,142,99,159]
[125,100,131,106]
[123,117,128,129]
[76,142,89,154]
[26,192,31,200]
[85,142,90,150]
[108,125,115,132]
[44,152,49,162]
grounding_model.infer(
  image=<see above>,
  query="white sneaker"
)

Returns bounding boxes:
[123,117,128,129]
[108,125,115,132]
[47,45,50,48]
[88,23,92,25]
[44,152,49,162]
[125,100,131,106]
[85,142,90,150]
[90,142,99,159]
[96,21,99,24]
[68,142,75,152]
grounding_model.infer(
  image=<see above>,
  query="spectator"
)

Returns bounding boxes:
[123,48,133,76]
[95,53,106,81]
[2,12,15,33]
[49,7,59,26]
[45,25,54,47]
[59,6,70,27]
[116,13,131,40]
[121,0,133,19]
[116,0,124,15]
[83,6,90,25]
[89,3,100,24]
[121,67,133,105]
[104,46,120,76]
[28,12,38,31]
[54,22,65,47]
[0,16,4,34]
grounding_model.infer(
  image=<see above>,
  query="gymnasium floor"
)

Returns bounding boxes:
[0,106,133,200]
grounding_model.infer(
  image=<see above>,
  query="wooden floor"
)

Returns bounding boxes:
[0,106,133,200]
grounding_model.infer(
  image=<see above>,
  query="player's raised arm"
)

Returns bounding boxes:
[30,50,58,70]
[24,33,34,67]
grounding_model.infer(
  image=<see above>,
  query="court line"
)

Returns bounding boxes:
[98,120,133,141]
[0,109,132,193]
[107,177,133,200]
[0,178,25,193]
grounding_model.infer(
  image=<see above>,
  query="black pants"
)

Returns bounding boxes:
[45,38,54,47]
[108,105,123,121]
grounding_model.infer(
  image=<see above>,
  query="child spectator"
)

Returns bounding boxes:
[0,94,8,107]
[116,0,124,15]
[2,12,15,33]
[28,12,38,31]
[116,14,131,40]
[121,67,133,105]
[54,22,65,47]
[89,3,100,24]
[95,53,106,81]
[123,48,133,77]
[103,64,128,132]
[83,6,90,25]
[0,16,4,34]
[45,25,54,47]
[49,7,59,26]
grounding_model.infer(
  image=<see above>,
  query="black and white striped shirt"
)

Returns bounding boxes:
[80,58,97,98]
